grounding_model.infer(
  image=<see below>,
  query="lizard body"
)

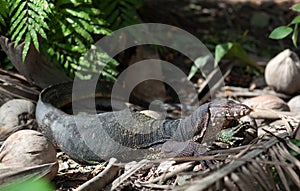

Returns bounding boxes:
[36,82,251,162]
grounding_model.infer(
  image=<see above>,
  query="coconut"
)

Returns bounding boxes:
[243,95,290,111]
[288,95,300,112]
[265,49,300,94]
[0,130,58,181]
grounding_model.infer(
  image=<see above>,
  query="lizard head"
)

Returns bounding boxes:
[193,99,252,144]
[208,99,252,121]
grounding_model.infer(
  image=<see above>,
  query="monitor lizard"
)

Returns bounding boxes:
[36,82,252,163]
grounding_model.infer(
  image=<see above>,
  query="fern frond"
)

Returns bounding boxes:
[44,0,112,78]
[98,0,142,30]
[8,0,50,62]
[22,33,31,62]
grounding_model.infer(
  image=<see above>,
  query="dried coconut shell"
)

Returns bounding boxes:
[0,99,36,141]
[243,95,290,111]
[0,130,58,181]
[288,95,300,112]
[265,49,300,94]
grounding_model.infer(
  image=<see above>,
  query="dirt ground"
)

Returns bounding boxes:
[139,0,300,59]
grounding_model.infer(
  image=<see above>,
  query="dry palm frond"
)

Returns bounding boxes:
[110,115,300,191]
[174,117,300,191]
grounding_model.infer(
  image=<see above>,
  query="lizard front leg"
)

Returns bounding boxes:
[161,140,213,168]
[161,140,207,158]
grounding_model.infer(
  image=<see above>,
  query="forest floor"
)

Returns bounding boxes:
[139,0,300,64]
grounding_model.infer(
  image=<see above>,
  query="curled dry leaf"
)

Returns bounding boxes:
[0,99,36,141]
[0,130,58,181]
[265,49,300,94]
[243,95,290,111]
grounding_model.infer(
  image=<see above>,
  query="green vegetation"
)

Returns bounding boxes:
[0,178,54,191]
[0,0,141,80]
[269,3,300,47]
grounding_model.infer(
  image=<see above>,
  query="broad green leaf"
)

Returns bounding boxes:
[10,2,26,25]
[214,42,234,66]
[22,33,31,62]
[188,55,211,80]
[292,3,300,12]
[228,43,264,74]
[269,26,293,39]
[9,10,26,33]
[292,23,298,47]
[14,25,28,46]
[29,26,39,51]
[214,42,264,74]
[291,15,300,24]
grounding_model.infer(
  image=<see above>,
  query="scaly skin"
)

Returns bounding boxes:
[36,82,251,163]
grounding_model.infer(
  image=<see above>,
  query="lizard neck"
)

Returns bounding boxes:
[163,102,210,142]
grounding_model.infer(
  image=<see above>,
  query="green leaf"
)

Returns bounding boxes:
[0,1,8,17]
[101,1,118,17]
[291,15,300,24]
[77,19,95,33]
[28,2,48,18]
[28,10,49,30]
[64,9,91,20]
[9,10,26,34]
[214,42,234,66]
[22,33,31,62]
[28,26,39,51]
[0,178,54,191]
[78,7,100,16]
[66,18,93,42]
[214,42,264,74]
[14,25,28,46]
[292,3,300,12]
[188,55,211,80]
[292,23,298,47]
[269,26,293,39]
[11,18,27,42]
[9,0,22,15]
[0,15,5,26]
[107,10,119,25]
[10,1,26,25]
[28,18,47,39]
